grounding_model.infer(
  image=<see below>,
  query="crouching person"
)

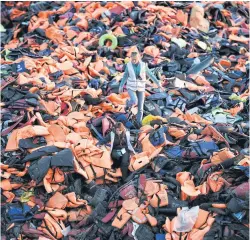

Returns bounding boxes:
[98,122,135,182]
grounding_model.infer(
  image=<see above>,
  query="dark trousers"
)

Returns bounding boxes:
[111,149,130,181]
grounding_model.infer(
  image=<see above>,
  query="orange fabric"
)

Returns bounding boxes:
[219,59,231,68]
[168,127,187,139]
[1,179,22,191]
[45,26,64,44]
[146,213,158,227]
[176,172,192,200]
[212,203,227,209]
[65,192,88,208]
[164,209,215,240]
[48,209,67,220]
[38,213,66,240]
[122,197,139,211]
[207,171,230,192]
[43,168,65,193]
[211,148,236,164]
[6,162,30,177]
[66,132,82,144]
[15,126,49,146]
[201,125,229,147]
[107,93,129,105]
[194,209,210,228]
[144,46,160,58]
[190,75,211,86]
[196,182,209,196]
[189,4,209,32]
[5,129,19,151]
[73,138,113,169]
[132,207,147,224]
[67,208,89,222]
[144,180,161,196]
[141,133,165,155]
[2,191,15,203]
[185,112,212,125]
[46,192,68,209]
[224,102,244,116]
[176,10,188,26]
[112,207,131,229]
[0,171,11,179]
[176,172,191,185]
[129,151,150,171]
[84,165,105,180]
[39,100,61,116]
[10,8,26,20]
[73,158,88,179]
[229,34,249,44]
[48,124,66,142]
[238,157,250,166]
[181,180,201,197]
[149,190,168,207]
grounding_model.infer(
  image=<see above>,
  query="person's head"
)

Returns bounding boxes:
[114,122,126,135]
[131,51,140,64]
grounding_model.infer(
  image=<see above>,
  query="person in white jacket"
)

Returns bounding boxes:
[118,51,164,125]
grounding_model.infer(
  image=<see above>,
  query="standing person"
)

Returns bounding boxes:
[118,51,164,126]
[98,122,135,181]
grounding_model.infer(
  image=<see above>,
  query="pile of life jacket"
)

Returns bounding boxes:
[1,1,249,239]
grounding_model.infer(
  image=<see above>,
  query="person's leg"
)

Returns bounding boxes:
[136,91,145,123]
[120,151,130,181]
[127,89,138,109]
[111,150,121,169]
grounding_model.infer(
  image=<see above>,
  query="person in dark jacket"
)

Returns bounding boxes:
[98,122,135,181]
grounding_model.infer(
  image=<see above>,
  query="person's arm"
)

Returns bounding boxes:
[146,65,162,88]
[119,65,129,93]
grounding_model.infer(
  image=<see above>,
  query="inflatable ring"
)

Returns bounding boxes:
[99,34,118,50]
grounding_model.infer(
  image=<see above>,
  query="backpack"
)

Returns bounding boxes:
[144,100,162,116]
[149,126,167,147]
[87,114,116,138]
[182,141,219,159]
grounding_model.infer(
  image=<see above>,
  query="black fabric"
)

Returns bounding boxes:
[83,94,103,105]
[135,225,154,240]
[50,148,74,168]
[28,156,51,183]
[21,146,60,163]
[111,149,130,180]
[151,155,169,172]
[219,158,235,169]
[186,56,214,75]
[91,192,108,208]
[113,133,127,149]
[144,100,162,116]
[227,198,246,213]
[18,137,47,149]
